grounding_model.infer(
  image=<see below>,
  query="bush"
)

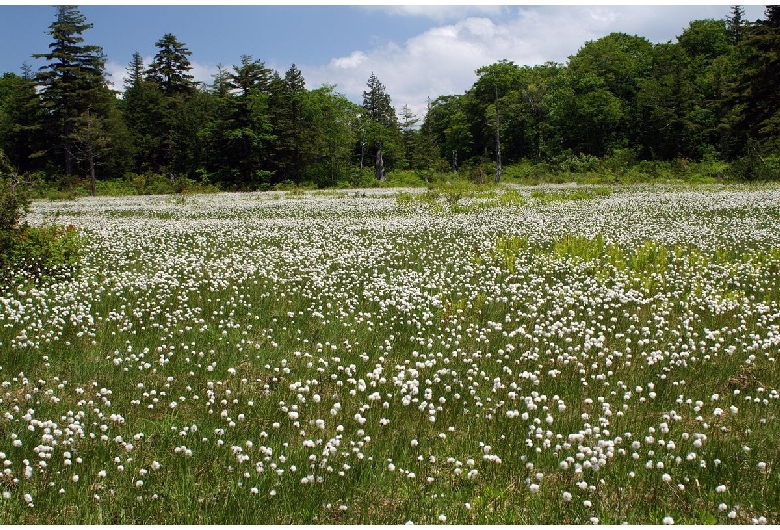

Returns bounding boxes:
[1,224,82,279]
[1,152,83,282]
[0,154,29,256]
[728,151,780,181]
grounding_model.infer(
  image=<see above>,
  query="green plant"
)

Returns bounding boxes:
[0,152,31,263]
[1,151,83,281]
[2,223,82,279]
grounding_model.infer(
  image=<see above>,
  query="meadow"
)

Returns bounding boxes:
[1,183,779,524]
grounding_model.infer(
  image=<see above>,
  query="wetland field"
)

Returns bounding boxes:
[1,184,779,524]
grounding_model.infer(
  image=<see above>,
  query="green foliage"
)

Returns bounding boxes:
[2,223,82,279]
[0,175,28,258]
[0,152,82,280]
[727,151,780,181]
[33,6,114,178]
[3,6,780,190]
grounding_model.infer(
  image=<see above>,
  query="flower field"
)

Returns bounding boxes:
[1,184,779,524]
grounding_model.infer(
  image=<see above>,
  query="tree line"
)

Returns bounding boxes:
[0,5,779,192]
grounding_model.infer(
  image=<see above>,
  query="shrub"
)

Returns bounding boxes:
[2,224,82,279]
[0,152,83,281]
[0,154,29,258]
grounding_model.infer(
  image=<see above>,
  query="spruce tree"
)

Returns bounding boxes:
[144,34,197,176]
[33,5,111,177]
[121,52,166,174]
[0,69,47,174]
[361,73,400,180]
[727,5,746,45]
[730,6,780,154]
[145,33,196,96]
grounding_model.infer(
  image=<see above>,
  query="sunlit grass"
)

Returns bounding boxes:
[1,184,779,523]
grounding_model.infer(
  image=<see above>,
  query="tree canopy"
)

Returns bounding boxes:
[0,5,778,190]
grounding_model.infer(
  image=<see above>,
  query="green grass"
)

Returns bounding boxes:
[1,184,779,524]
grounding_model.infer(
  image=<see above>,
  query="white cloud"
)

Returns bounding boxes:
[331,51,368,70]
[301,5,756,121]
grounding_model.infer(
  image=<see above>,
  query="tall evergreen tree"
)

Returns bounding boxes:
[273,64,307,183]
[144,34,199,176]
[203,55,273,188]
[230,55,271,96]
[0,69,47,174]
[210,64,232,98]
[145,33,196,96]
[730,6,780,154]
[33,5,112,177]
[727,5,747,44]
[361,73,400,180]
[124,51,145,91]
[121,52,166,174]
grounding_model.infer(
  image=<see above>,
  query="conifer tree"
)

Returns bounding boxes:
[145,33,196,96]
[730,6,780,154]
[33,5,112,177]
[361,73,400,180]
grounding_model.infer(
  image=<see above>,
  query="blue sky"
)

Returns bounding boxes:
[1,4,769,118]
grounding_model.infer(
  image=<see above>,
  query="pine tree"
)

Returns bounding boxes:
[727,5,746,45]
[278,64,307,183]
[0,68,47,174]
[230,55,271,96]
[143,34,198,176]
[730,6,780,154]
[124,51,145,91]
[121,52,166,173]
[210,64,232,98]
[361,73,400,180]
[146,33,196,96]
[33,5,111,177]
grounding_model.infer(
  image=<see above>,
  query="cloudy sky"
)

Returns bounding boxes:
[0,4,768,117]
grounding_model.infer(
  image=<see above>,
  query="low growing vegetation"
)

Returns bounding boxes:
[1,184,778,524]
[0,154,82,280]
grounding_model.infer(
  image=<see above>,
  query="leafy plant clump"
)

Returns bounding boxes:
[0,153,83,280]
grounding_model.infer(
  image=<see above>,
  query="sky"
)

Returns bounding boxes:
[0,4,770,118]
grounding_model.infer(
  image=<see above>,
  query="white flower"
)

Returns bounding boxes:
[562,491,572,502]
[663,516,674,525]
[716,484,726,493]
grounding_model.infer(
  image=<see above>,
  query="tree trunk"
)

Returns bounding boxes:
[89,149,96,197]
[375,147,385,181]
[495,87,502,183]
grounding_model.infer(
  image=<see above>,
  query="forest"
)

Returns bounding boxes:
[1,5,779,193]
